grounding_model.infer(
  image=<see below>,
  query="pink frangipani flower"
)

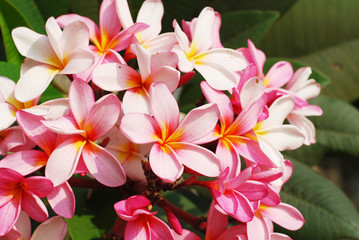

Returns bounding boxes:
[12,17,94,102]
[120,82,221,182]
[41,79,126,187]
[114,195,175,240]
[0,168,53,236]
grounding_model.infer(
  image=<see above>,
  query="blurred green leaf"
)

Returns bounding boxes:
[69,0,100,24]
[66,215,102,240]
[264,57,330,87]
[0,61,20,80]
[279,158,359,239]
[178,71,204,113]
[258,0,359,102]
[39,83,64,103]
[7,0,45,33]
[220,10,279,49]
[308,95,359,157]
[284,143,326,167]
[34,0,68,19]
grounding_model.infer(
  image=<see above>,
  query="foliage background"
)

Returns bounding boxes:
[1,0,359,239]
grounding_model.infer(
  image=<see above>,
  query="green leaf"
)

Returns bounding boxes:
[279,158,359,239]
[264,57,330,87]
[284,143,326,167]
[66,215,102,240]
[308,95,359,157]
[39,83,64,103]
[68,0,100,24]
[220,10,279,49]
[178,71,204,113]
[0,0,28,64]
[33,0,68,19]
[7,0,45,33]
[257,0,359,102]
[0,61,20,80]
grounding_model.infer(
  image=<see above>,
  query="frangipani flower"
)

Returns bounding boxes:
[114,195,175,240]
[120,82,221,182]
[0,126,34,156]
[0,168,53,236]
[12,17,94,102]
[41,79,126,187]
[56,0,147,82]
[116,0,177,57]
[93,43,179,114]
[173,7,247,91]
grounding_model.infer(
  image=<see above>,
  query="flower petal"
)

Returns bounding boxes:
[115,0,134,29]
[42,115,85,135]
[22,176,53,198]
[148,216,175,240]
[47,182,75,219]
[247,214,270,240]
[206,201,228,240]
[149,143,183,183]
[99,0,122,41]
[265,61,293,88]
[15,64,59,102]
[21,191,48,222]
[0,194,21,236]
[60,20,90,57]
[60,48,94,74]
[0,103,16,131]
[216,138,241,179]
[149,66,180,93]
[122,88,151,114]
[170,142,220,178]
[125,218,151,240]
[191,7,215,53]
[82,141,126,187]
[31,216,68,240]
[136,0,164,42]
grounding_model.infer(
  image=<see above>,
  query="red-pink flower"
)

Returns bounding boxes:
[0,168,53,236]
[120,82,221,182]
[114,195,174,240]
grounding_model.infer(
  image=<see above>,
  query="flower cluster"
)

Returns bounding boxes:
[0,0,322,239]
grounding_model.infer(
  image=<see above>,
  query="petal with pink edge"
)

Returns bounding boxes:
[149,143,183,183]
[265,61,293,88]
[60,20,89,56]
[125,218,151,240]
[99,0,122,41]
[148,216,175,240]
[261,95,295,128]
[169,103,219,143]
[172,44,194,73]
[247,214,270,240]
[115,0,134,29]
[136,0,164,40]
[15,64,59,103]
[14,211,31,240]
[149,83,179,138]
[132,44,152,80]
[93,63,141,91]
[151,50,178,69]
[110,22,149,51]
[22,177,53,198]
[237,181,268,201]
[0,168,24,189]
[45,17,63,61]
[82,141,126,187]
[247,39,266,76]
[21,191,48,222]
[69,79,95,128]
[170,142,220,178]
[120,113,161,144]
[45,137,85,186]
[149,66,180,93]
[0,194,21,236]
[206,201,228,240]
[84,94,121,140]
[191,7,215,53]
[201,81,233,129]
[60,48,94,74]
[260,203,304,231]
[31,216,68,240]
[41,115,85,135]
[195,60,238,91]
[122,88,151,114]
[217,225,247,240]
[173,229,200,240]
[47,182,75,219]
[270,233,293,240]
[16,111,57,156]
[215,138,241,179]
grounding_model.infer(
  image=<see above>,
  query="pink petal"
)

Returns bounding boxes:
[195,60,238,91]
[151,50,178,69]
[45,137,85,186]
[191,7,215,53]
[110,22,149,51]
[265,61,293,88]
[99,0,122,41]
[84,94,121,140]
[60,48,94,75]
[247,39,266,76]
[120,113,161,144]
[148,216,175,240]
[14,210,31,240]
[149,66,180,93]
[173,229,200,240]
[270,233,293,240]
[0,194,21,236]
[56,14,100,44]
[169,142,220,178]
[45,17,63,62]
[22,177,53,198]
[239,77,265,109]
[21,191,48,222]
[206,201,228,240]
[237,181,268,201]
[115,0,134,29]
[149,83,179,138]
[122,88,151,114]
[15,64,59,102]
[31,216,68,240]
[16,111,57,156]
[41,115,85,135]
[215,138,241,179]
[143,32,178,55]
[201,81,233,129]
[60,20,90,57]
[125,218,151,240]
[136,0,164,41]
[69,79,95,128]
[169,103,219,143]
[11,27,58,66]
[0,168,24,189]
[217,225,247,240]
[260,203,304,231]
[211,11,224,48]
[0,103,16,131]
[132,44,152,80]
[82,141,126,187]
[149,143,183,183]
[47,182,75,219]
[92,63,141,91]
[247,214,270,240]
[121,153,146,182]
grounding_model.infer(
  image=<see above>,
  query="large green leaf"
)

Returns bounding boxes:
[0,61,20,80]
[33,0,68,19]
[308,95,359,157]
[220,10,279,49]
[7,0,45,33]
[258,0,359,102]
[68,0,100,24]
[0,0,28,64]
[279,158,359,239]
